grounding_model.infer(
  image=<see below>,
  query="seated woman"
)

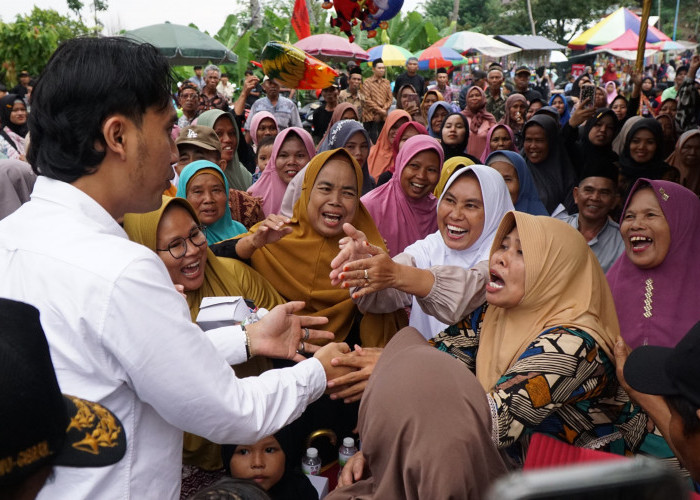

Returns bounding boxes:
[198,109,253,191]
[426,100,452,139]
[123,196,286,486]
[316,102,359,152]
[522,114,577,215]
[335,213,678,477]
[361,135,443,257]
[376,120,429,186]
[177,160,247,244]
[479,123,517,162]
[485,150,548,215]
[248,127,315,217]
[549,93,571,127]
[333,164,513,349]
[367,109,410,181]
[212,148,407,348]
[395,84,423,124]
[607,179,700,349]
[440,112,471,160]
[666,129,700,194]
[462,86,497,158]
[419,89,443,127]
[501,94,527,150]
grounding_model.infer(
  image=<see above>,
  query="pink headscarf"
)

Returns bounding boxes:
[461,86,497,159]
[249,111,278,147]
[247,127,315,216]
[479,123,517,162]
[361,135,444,256]
[604,81,617,106]
[389,121,429,173]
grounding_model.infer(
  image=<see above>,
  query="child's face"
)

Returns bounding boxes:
[230,435,285,491]
[256,144,273,172]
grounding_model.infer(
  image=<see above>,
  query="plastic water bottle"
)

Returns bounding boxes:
[338,437,358,469]
[302,447,321,476]
[241,307,269,327]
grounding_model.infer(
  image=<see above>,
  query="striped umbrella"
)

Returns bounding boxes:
[415,46,466,70]
[367,44,413,66]
[568,7,671,50]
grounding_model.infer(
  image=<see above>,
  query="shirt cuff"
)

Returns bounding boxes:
[205,325,247,365]
[295,357,327,402]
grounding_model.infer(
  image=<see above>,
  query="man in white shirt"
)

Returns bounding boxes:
[0,37,348,499]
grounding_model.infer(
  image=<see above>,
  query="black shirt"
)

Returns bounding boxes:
[312,106,335,141]
[393,73,426,98]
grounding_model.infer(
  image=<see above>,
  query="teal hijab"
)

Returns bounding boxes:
[176,160,246,245]
[196,109,253,191]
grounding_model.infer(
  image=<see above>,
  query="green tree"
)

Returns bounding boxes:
[0,7,90,85]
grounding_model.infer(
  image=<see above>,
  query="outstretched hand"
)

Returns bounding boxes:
[327,345,383,403]
[330,223,386,286]
[251,214,293,248]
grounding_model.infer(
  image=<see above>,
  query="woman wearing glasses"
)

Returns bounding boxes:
[123,195,285,486]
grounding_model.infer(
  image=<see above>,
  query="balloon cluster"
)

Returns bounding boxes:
[260,42,339,90]
[322,0,404,42]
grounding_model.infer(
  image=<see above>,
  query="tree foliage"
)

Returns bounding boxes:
[0,7,91,85]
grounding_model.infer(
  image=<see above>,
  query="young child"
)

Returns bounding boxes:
[252,136,275,184]
[222,432,318,500]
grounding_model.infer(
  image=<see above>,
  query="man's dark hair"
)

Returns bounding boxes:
[374,58,384,65]
[194,65,202,70]
[27,37,175,182]
[666,395,700,436]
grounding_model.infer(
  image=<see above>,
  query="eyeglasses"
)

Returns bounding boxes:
[156,225,207,259]
[180,93,199,101]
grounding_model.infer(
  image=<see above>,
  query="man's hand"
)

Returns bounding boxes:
[242,74,260,95]
[327,345,383,403]
[313,342,352,381]
[337,451,368,487]
[246,301,334,361]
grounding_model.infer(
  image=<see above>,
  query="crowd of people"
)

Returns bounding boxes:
[1,35,700,500]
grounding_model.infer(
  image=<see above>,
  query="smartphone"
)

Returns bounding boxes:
[580,84,596,109]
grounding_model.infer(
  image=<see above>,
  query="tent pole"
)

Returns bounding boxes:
[636,0,653,73]
[672,0,680,41]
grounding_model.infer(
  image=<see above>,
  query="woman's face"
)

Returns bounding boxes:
[523,125,549,164]
[213,116,237,163]
[442,115,466,146]
[487,226,526,308]
[525,101,542,121]
[400,88,418,110]
[156,205,208,291]
[611,99,627,121]
[658,116,674,138]
[629,129,657,163]
[680,136,700,168]
[430,106,448,135]
[594,87,607,108]
[186,173,227,226]
[307,155,358,238]
[587,115,615,147]
[229,435,285,491]
[551,96,565,116]
[437,174,485,251]
[398,126,420,149]
[489,160,520,205]
[275,135,310,184]
[509,100,526,124]
[489,126,513,152]
[422,93,438,112]
[467,88,482,111]
[660,100,677,119]
[388,117,409,144]
[343,131,370,167]
[621,187,671,269]
[400,150,441,200]
[256,118,278,144]
[642,79,653,91]
[10,101,27,126]
[340,109,358,121]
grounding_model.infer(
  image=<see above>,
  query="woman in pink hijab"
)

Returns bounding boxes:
[248,111,279,148]
[361,135,444,256]
[247,127,315,216]
[604,81,618,106]
[461,85,497,159]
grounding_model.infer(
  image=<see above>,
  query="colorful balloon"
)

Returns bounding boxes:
[322,0,403,41]
[260,42,339,90]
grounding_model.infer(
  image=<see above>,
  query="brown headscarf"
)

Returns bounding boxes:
[367,109,411,181]
[249,148,407,346]
[666,129,700,195]
[476,212,620,391]
[326,327,506,500]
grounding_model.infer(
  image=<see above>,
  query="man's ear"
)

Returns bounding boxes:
[218,158,228,171]
[102,115,129,160]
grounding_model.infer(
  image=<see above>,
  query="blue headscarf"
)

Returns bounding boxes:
[485,150,548,216]
[177,160,246,244]
[549,94,570,127]
[426,101,453,138]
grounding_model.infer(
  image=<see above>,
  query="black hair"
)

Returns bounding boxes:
[256,136,275,157]
[27,37,175,182]
[244,69,254,76]
[666,395,700,436]
[373,58,384,65]
[188,478,271,500]
[194,65,202,70]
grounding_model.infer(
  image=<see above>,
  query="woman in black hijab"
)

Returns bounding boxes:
[0,94,28,160]
[563,108,619,178]
[618,118,671,201]
[522,114,577,215]
[439,112,470,160]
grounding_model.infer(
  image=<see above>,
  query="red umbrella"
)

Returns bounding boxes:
[294,34,370,61]
[415,45,466,70]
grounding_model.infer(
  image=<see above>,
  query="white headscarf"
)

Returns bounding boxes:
[403,165,514,338]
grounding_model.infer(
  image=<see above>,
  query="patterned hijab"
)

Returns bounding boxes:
[426,101,453,138]
[477,212,620,391]
[367,109,411,180]
[176,160,247,244]
[361,135,444,256]
[247,127,315,216]
[248,148,407,345]
[607,179,700,349]
[666,129,700,195]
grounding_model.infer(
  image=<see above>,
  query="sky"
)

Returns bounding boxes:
[4,0,423,36]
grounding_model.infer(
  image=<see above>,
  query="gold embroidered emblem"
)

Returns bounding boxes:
[643,278,654,318]
[67,397,122,455]
[658,188,669,201]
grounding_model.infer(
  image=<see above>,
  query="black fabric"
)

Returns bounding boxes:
[234,113,257,174]
[617,118,670,202]
[564,108,619,178]
[393,72,425,98]
[0,94,28,138]
[312,106,334,142]
[439,112,470,160]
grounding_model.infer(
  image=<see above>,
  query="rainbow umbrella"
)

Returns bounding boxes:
[568,7,671,50]
[415,46,465,70]
[367,44,413,66]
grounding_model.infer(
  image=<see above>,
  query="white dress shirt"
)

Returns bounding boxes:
[0,177,326,499]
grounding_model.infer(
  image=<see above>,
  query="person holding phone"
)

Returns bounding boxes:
[395,84,423,124]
